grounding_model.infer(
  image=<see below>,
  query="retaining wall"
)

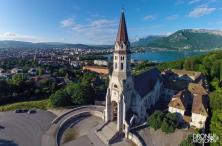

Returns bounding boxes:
[51,105,104,124]
[127,132,145,146]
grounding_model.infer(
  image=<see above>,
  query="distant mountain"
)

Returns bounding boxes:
[2,29,222,50]
[142,29,222,50]
[0,40,108,49]
[132,35,166,47]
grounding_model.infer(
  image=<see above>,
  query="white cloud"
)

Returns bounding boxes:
[60,18,74,27]
[189,0,201,4]
[177,0,215,6]
[165,32,173,36]
[60,17,118,44]
[0,32,42,42]
[143,15,156,20]
[166,15,179,20]
[188,6,216,17]
[90,19,116,28]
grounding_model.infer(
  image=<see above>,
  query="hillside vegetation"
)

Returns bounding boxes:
[132,35,165,47]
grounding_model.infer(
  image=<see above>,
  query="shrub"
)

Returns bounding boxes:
[49,90,70,107]
[161,113,178,133]
[65,83,94,105]
[148,111,178,133]
[148,110,164,130]
[180,134,195,146]
[161,119,176,133]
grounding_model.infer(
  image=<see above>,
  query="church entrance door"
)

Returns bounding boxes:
[111,101,118,121]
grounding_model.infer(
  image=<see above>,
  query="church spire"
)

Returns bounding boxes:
[116,11,129,44]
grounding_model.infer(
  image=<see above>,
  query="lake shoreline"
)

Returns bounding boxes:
[105,49,222,62]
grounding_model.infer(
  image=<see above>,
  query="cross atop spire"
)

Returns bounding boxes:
[116,10,129,45]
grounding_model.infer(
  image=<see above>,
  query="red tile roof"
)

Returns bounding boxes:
[168,91,187,110]
[192,95,208,116]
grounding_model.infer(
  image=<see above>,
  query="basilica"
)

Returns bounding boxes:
[104,11,162,134]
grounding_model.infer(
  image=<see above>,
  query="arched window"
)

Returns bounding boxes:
[114,84,118,88]
[121,63,124,70]
[115,62,117,69]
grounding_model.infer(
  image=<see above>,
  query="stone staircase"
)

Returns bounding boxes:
[95,122,119,145]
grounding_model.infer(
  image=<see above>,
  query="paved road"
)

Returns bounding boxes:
[0,110,56,146]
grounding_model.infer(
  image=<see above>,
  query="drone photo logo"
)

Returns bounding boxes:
[193,133,219,144]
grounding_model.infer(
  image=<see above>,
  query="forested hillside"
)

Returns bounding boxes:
[134,29,222,50]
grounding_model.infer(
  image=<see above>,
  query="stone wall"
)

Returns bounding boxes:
[127,132,145,146]
[51,105,104,124]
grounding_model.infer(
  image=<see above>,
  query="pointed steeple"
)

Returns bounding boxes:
[116,10,129,44]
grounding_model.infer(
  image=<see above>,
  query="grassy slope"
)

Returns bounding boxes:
[0,99,49,112]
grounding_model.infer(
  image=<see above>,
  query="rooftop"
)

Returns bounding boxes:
[192,94,208,116]
[134,68,161,97]
[116,11,129,45]
[171,69,202,81]
[168,91,188,110]
[188,83,208,95]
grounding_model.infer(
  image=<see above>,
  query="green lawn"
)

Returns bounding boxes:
[0,99,49,112]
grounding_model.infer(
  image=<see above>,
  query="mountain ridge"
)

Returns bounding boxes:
[136,29,222,50]
[0,40,111,49]
[1,29,222,50]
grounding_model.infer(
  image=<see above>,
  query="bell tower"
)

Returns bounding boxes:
[105,10,133,132]
[112,10,131,79]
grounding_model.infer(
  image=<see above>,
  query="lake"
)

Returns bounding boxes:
[106,50,208,62]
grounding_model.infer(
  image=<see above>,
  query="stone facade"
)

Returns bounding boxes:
[104,11,162,135]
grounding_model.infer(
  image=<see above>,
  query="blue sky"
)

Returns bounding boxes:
[0,0,221,44]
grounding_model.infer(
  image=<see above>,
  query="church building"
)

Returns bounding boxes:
[104,10,163,135]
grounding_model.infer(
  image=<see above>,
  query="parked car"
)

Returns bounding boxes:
[28,109,36,114]
[23,109,28,113]
[14,109,23,113]
[14,109,28,113]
